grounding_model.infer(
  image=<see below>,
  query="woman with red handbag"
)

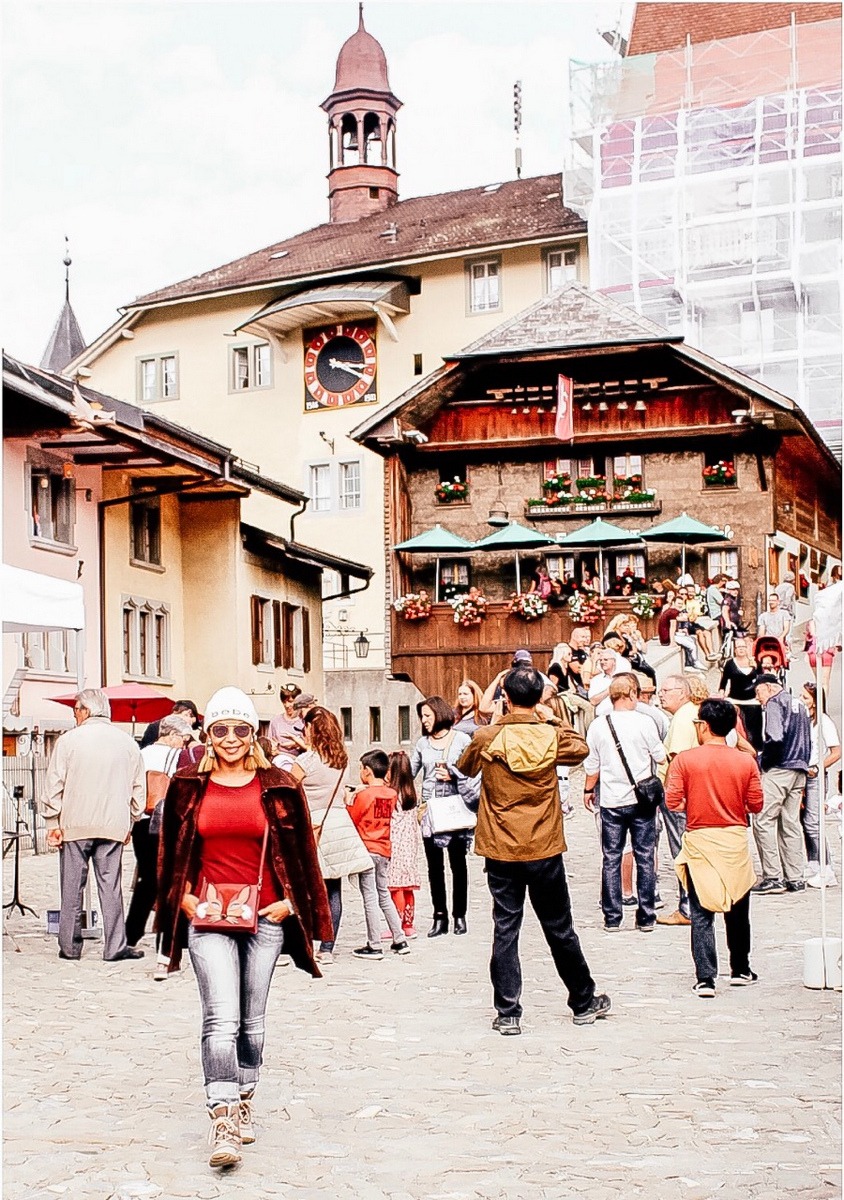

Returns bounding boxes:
[155,687,331,1170]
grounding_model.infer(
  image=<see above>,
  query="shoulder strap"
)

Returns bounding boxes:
[314,770,345,839]
[605,715,638,788]
[256,822,270,891]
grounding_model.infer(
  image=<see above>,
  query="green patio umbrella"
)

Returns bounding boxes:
[555,517,645,596]
[472,521,557,594]
[639,511,729,574]
[394,524,474,602]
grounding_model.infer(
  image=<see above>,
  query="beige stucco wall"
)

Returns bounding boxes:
[82,236,588,665]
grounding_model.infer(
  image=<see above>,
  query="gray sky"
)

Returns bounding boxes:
[2,0,630,364]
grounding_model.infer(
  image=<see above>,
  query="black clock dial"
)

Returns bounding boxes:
[315,336,365,392]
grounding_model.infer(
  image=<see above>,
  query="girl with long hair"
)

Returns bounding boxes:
[411,696,475,937]
[288,707,384,962]
[453,678,488,736]
[386,751,423,937]
[156,687,331,1169]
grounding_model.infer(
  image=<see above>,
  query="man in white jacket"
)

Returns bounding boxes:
[41,689,146,961]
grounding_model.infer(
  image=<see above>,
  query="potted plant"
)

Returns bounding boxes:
[631,592,655,619]
[507,592,548,621]
[575,474,606,492]
[702,461,735,486]
[542,470,572,502]
[435,478,469,503]
[393,591,433,621]
[616,488,656,505]
[448,588,487,627]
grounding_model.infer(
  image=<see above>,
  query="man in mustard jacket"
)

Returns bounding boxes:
[458,667,611,1036]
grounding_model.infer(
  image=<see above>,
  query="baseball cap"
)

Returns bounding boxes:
[292,693,317,711]
[725,580,741,590]
[512,649,532,665]
[754,673,779,686]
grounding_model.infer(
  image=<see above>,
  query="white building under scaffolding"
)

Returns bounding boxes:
[565,9,842,456]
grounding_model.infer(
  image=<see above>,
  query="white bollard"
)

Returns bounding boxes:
[803,937,843,990]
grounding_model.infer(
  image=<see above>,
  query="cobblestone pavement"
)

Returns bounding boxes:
[4,804,841,1200]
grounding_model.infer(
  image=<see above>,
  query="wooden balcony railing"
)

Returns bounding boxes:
[526,499,662,520]
[390,600,658,700]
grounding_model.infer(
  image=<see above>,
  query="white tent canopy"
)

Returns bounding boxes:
[2,564,85,634]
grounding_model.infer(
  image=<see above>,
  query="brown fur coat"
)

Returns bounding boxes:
[155,765,333,975]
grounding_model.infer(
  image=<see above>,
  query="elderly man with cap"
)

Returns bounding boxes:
[751,674,812,894]
[774,571,797,618]
[41,688,146,961]
[268,684,307,757]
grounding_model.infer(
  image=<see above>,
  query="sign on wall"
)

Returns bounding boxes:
[303,321,377,412]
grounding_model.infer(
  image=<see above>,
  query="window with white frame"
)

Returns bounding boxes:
[546,247,578,292]
[231,342,271,391]
[250,596,280,669]
[613,454,643,481]
[122,596,171,680]
[339,461,362,510]
[309,464,331,512]
[467,258,501,313]
[612,552,647,577]
[707,548,739,578]
[18,630,78,677]
[28,461,75,547]
[137,354,178,403]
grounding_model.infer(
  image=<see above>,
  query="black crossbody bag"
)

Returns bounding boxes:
[605,716,664,818]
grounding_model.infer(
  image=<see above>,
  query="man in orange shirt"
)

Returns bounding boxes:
[665,698,764,998]
[347,750,410,958]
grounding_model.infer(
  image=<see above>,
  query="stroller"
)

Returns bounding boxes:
[753,635,788,685]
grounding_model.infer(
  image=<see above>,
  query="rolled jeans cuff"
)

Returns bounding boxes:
[206,1081,239,1109]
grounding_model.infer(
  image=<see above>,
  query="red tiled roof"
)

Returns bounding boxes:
[127,174,584,309]
[627,2,841,55]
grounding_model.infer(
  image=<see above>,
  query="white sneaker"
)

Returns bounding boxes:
[807,867,838,888]
[315,950,334,965]
[804,860,821,880]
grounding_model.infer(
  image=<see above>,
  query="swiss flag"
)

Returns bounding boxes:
[555,374,574,441]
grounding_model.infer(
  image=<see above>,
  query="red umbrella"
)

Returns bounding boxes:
[50,683,175,734]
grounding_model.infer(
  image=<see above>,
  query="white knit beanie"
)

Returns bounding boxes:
[203,687,259,732]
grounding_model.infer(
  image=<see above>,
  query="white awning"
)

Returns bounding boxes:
[236,280,411,339]
[2,565,85,633]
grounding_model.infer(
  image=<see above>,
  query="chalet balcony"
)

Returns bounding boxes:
[526,498,663,521]
[389,600,659,700]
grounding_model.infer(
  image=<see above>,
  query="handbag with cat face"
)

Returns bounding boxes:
[192,825,269,935]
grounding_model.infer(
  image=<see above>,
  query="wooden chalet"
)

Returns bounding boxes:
[351,283,842,699]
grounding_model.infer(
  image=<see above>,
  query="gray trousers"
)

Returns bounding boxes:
[754,768,807,883]
[59,839,128,960]
[356,854,404,948]
[659,801,690,917]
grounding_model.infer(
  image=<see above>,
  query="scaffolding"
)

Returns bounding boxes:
[565,16,843,456]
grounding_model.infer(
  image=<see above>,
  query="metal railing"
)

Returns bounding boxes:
[2,755,48,854]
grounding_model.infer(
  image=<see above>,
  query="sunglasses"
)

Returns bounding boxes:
[208,722,253,740]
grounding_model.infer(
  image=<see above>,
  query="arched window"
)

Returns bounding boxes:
[386,120,397,169]
[340,113,359,166]
[363,112,383,165]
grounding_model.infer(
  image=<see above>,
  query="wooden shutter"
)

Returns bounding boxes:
[250,595,262,665]
[272,600,282,667]
[302,609,311,674]
[282,603,295,670]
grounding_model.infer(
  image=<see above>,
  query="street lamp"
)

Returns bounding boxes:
[353,633,370,659]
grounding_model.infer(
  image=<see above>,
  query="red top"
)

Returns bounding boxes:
[346,785,397,857]
[196,777,281,908]
[665,744,764,830]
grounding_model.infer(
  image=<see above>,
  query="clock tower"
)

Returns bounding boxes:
[321,5,402,224]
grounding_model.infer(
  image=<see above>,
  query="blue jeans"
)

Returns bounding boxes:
[802,775,831,866]
[600,804,657,928]
[188,918,285,1108]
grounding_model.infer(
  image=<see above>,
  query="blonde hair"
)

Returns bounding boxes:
[198,736,271,773]
[687,676,710,705]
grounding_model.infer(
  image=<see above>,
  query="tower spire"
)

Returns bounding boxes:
[358,2,364,30]
[41,237,86,373]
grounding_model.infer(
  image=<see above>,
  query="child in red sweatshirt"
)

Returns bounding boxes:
[346,750,410,957]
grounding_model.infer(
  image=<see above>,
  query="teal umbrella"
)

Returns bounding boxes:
[394,524,474,602]
[555,517,645,596]
[639,511,729,574]
[472,521,556,593]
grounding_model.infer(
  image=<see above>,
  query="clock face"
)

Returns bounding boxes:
[304,322,377,411]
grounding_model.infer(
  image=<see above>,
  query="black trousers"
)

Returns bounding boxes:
[485,854,595,1018]
[687,873,752,984]
[424,836,468,919]
[125,818,158,947]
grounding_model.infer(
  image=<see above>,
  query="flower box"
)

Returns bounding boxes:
[448,591,487,627]
[435,478,469,503]
[575,475,606,492]
[567,590,605,626]
[702,461,735,486]
[507,592,548,621]
[393,592,432,622]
